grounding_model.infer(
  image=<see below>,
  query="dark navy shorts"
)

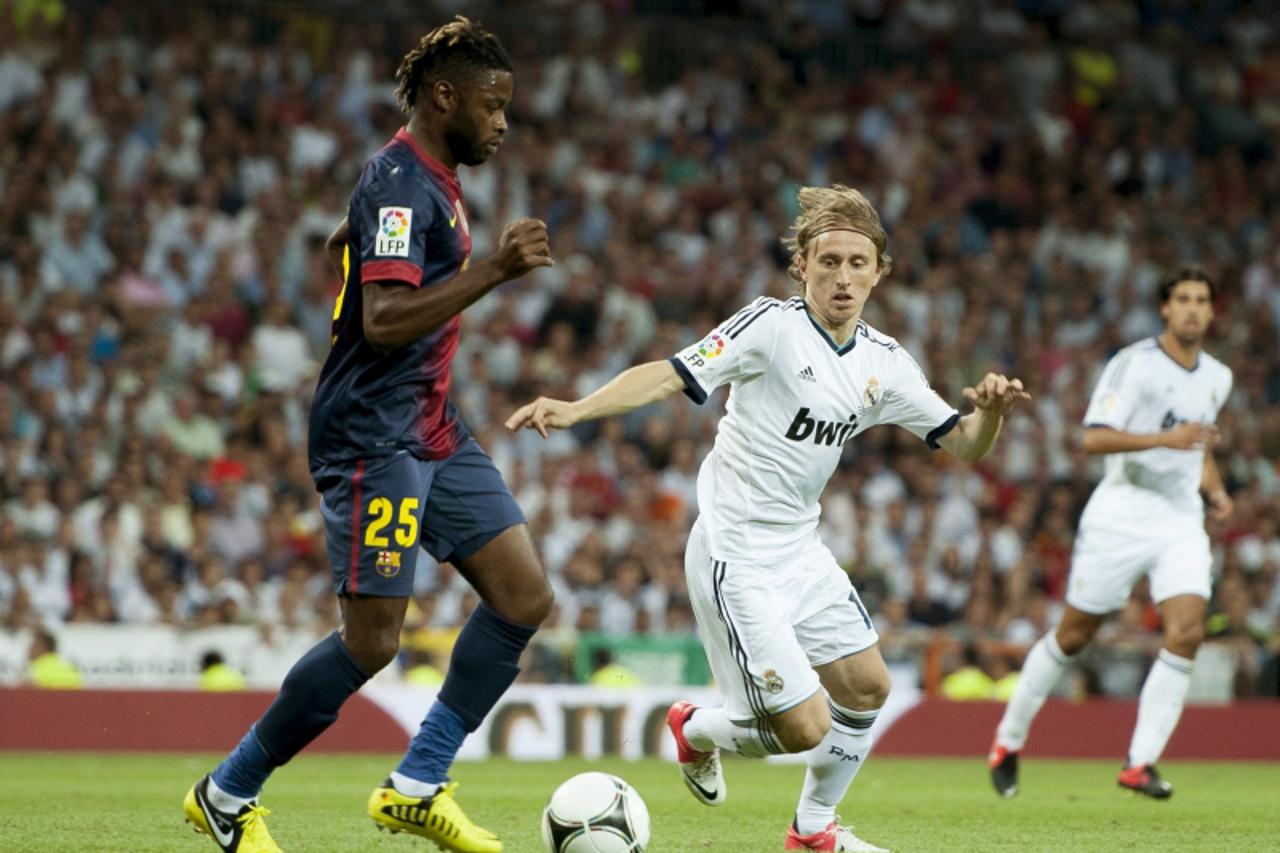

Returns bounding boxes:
[314,437,526,597]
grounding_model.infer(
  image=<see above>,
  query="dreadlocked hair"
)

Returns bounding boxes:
[394,16,512,113]
[783,184,892,285]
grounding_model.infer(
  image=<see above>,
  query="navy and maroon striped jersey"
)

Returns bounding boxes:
[309,129,473,470]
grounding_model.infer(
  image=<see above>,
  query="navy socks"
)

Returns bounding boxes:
[213,631,370,798]
[396,602,536,784]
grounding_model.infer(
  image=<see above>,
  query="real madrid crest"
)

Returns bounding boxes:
[863,377,881,407]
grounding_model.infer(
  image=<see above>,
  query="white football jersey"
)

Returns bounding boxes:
[1080,337,1232,520]
[669,296,959,564]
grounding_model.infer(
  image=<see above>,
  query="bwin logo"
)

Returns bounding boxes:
[785,408,858,446]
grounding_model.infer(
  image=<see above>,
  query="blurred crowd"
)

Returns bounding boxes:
[2,0,1279,696]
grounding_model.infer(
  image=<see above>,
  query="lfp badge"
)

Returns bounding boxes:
[697,333,726,359]
[376,207,412,257]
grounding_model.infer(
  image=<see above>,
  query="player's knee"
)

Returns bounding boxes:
[345,628,401,673]
[494,579,555,627]
[1165,623,1203,658]
[862,673,891,709]
[775,715,829,753]
[1056,626,1093,656]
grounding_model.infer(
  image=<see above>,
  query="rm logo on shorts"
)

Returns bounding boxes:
[376,550,402,578]
[762,668,785,694]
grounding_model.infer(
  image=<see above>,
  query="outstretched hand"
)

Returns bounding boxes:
[505,397,579,439]
[963,373,1031,416]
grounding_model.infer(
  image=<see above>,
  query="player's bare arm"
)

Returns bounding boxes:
[1081,420,1218,455]
[363,217,553,351]
[1201,449,1233,521]
[505,360,685,439]
[326,216,349,277]
[936,373,1031,462]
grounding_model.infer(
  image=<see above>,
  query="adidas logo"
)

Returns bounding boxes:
[798,365,816,383]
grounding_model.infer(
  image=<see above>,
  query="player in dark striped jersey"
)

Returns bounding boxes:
[185,18,552,853]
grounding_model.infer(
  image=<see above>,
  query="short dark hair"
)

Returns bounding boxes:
[1159,264,1215,303]
[394,16,512,114]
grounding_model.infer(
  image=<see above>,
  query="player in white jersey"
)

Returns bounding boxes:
[508,185,1029,853]
[990,265,1233,801]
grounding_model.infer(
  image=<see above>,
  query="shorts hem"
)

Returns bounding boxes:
[728,684,823,725]
[811,639,880,669]
[335,580,413,598]
[442,520,524,564]
[1063,596,1120,616]
[1152,589,1209,605]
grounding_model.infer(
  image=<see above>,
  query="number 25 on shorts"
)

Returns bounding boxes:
[364,497,420,548]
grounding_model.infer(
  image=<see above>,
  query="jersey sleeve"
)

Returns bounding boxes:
[1213,366,1233,420]
[1082,349,1143,429]
[667,298,780,405]
[876,348,960,448]
[353,169,437,287]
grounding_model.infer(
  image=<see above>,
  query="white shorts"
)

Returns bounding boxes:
[1066,519,1212,615]
[685,519,879,726]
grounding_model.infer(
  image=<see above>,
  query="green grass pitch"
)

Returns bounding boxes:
[1,752,1276,852]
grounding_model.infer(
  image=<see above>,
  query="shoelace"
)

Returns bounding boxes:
[432,784,497,840]
[688,752,719,784]
[237,804,271,833]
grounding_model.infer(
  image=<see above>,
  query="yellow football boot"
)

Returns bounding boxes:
[183,775,281,852]
[368,779,502,852]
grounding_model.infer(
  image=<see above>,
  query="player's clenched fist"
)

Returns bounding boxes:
[493,218,554,280]
[505,396,578,439]
[962,373,1032,416]
[1163,421,1218,450]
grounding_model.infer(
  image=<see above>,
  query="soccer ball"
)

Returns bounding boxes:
[540,771,650,852]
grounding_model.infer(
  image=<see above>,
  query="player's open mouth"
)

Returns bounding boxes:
[833,294,853,305]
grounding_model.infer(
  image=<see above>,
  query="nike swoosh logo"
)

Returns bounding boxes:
[686,773,719,802]
[198,786,238,848]
[449,212,458,228]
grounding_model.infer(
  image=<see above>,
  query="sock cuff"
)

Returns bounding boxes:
[1043,632,1074,665]
[1157,648,1195,674]
[475,601,539,643]
[436,693,483,733]
[249,724,285,766]
[827,699,877,731]
[328,631,372,683]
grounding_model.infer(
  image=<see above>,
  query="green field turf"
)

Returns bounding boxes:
[0,752,1276,852]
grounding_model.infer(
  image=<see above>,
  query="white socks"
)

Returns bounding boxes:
[685,706,777,758]
[996,633,1074,751]
[794,701,877,836]
[390,771,442,798]
[1128,649,1194,767]
[206,776,253,811]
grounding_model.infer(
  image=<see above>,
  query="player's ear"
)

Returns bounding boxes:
[430,80,457,114]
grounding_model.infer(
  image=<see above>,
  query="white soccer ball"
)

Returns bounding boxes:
[540,771,650,853]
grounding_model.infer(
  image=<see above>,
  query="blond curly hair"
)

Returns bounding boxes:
[782,185,892,288]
